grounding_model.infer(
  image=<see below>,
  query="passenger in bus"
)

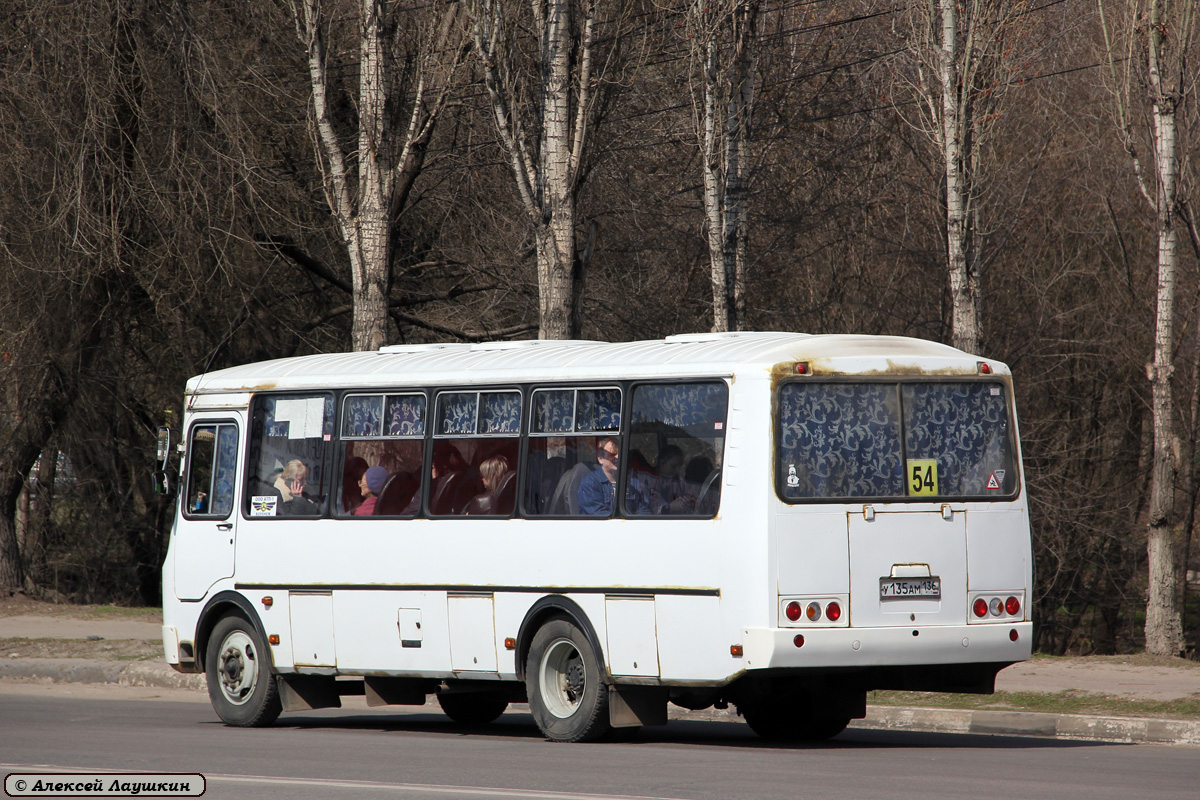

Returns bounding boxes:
[577,438,648,515]
[464,456,509,515]
[353,466,389,516]
[650,445,695,514]
[341,456,368,514]
[274,458,319,515]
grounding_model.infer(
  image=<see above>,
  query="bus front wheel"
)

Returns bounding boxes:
[205,612,282,727]
[525,617,611,743]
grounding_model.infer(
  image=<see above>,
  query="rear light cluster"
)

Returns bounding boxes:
[969,592,1023,622]
[780,596,848,627]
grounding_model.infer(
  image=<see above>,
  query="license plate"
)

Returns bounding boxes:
[879,576,941,599]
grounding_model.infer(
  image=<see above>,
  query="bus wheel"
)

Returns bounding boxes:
[437,692,509,724]
[525,617,611,743]
[205,613,281,727]
[744,695,849,743]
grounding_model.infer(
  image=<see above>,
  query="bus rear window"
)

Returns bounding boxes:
[776,381,1015,501]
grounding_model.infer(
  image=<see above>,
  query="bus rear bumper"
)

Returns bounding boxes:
[742,622,1032,671]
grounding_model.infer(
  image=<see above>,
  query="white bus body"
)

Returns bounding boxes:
[161,332,1032,741]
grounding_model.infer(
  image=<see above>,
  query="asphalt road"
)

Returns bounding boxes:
[1,686,1196,800]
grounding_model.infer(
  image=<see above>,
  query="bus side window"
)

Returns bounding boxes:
[244,394,334,518]
[340,393,426,517]
[525,388,621,517]
[431,390,520,516]
[184,423,238,518]
[626,382,729,517]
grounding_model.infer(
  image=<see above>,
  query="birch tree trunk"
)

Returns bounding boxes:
[295,0,463,351]
[469,0,619,340]
[696,0,758,334]
[938,0,980,355]
[1142,0,1188,656]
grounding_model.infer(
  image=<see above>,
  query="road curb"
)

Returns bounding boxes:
[854,705,1200,746]
[2,659,1197,745]
[0,658,205,691]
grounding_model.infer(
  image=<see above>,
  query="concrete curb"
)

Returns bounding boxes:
[0,658,205,691]
[3,658,1197,745]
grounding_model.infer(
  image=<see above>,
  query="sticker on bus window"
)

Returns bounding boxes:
[986,470,1006,490]
[250,495,278,517]
[906,460,938,496]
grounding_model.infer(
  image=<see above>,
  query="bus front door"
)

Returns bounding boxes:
[173,414,243,601]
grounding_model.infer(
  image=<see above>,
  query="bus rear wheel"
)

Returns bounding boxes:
[525,616,611,743]
[205,612,281,727]
[437,692,509,724]
[741,693,850,741]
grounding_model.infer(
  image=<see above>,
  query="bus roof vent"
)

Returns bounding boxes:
[377,343,473,354]
[664,331,804,344]
[468,339,603,351]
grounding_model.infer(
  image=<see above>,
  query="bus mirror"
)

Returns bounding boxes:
[153,470,171,496]
[156,426,172,469]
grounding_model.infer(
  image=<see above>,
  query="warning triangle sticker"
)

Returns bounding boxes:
[986,471,1003,490]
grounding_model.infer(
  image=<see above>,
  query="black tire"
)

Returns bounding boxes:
[437,692,509,724]
[525,616,611,743]
[205,612,282,727]
[742,699,850,741]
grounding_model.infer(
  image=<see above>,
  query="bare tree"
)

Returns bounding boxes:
[896,0,1037,354]
[685,0,760,333]
[293,0,465,351]
[1098,0,1197,656]
[466,0,633,340]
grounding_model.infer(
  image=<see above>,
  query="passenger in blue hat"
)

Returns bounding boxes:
[354,465,389,516]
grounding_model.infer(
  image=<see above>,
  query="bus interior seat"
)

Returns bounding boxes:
[494,470,518,515]
[548,463,591,515]
[375,471,418,515]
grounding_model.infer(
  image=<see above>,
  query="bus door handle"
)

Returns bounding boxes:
[217,523,233,531]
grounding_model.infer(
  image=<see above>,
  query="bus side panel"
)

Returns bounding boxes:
[654,595,728,682]
[332,590,453,675]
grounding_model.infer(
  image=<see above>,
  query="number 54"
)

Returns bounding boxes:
[907,460,938,496]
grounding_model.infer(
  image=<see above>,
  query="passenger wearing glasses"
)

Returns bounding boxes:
[577,438,647,516]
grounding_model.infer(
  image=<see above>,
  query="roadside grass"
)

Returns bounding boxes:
[869,689,1200,720]
[1,637,161,662]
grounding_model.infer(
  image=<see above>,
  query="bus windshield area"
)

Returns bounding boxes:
[776,381,1015,501]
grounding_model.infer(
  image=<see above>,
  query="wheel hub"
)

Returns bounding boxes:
[565,662,585,701]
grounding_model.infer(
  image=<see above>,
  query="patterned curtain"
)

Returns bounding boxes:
[386,395,426,437]
[632,383,728,431]
[480,392,521,434]
[343,395,383,437]
[777,383,905,499]
[438,393,478,435]
[576,388,621,432]
[532,390,574,434]
[902,383,1013,495]
[210,424,239,516]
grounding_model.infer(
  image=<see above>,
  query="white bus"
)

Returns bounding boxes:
[160,332,1032,742]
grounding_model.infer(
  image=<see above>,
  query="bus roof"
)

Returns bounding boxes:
[185,332,1000,396]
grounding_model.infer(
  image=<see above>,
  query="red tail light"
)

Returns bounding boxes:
[793,634,805,648]
[973,598,988,618]
[1005,596,1020,616]
[825,601,842,622]
[785,601,802,621]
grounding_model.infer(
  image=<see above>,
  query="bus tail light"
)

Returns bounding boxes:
[969,592,1024,622]
[779,595,849,627]
[793,634,805,648]
[1009,629,1019,642]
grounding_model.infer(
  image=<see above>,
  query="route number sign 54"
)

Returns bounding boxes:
[907,460,938,496]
